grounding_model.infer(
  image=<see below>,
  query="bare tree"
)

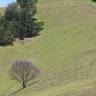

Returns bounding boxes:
[10,60,40,89]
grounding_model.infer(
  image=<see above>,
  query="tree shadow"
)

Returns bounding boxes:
[0,42,13,46]
[27,79,40,87]
[92,0,96,2]
[7,88,23,96]
[7,80,40,96]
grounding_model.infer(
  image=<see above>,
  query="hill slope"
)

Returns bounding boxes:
[0,0,96,96]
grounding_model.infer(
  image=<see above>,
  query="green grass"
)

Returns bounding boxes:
[1,0,96,96]
[17,79,95,96]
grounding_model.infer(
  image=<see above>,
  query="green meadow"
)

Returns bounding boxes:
[1,0,96,96]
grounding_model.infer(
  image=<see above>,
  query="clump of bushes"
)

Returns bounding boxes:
[0,0,44,45]
[0,17,14,45]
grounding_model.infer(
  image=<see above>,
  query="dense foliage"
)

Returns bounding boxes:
[0,0,43,45]
[0,16,14,45]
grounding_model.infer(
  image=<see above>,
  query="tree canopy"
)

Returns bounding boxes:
[10,60,40,88]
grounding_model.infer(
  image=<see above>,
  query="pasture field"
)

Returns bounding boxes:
[1,0,96,96]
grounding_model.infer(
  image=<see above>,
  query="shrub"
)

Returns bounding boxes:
[0,17,14,45]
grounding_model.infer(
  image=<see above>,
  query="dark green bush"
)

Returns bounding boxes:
[0,17,14,45]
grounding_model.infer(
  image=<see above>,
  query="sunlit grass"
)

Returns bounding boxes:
[0,0,96,96]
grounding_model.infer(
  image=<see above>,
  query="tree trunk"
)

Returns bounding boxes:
[23,81,26,89]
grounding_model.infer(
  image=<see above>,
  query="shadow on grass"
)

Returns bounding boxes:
[7,80,40,96]
[92,0,96,2]
[7,88,23,96]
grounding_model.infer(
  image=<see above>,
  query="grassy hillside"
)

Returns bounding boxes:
[0,0,96,96]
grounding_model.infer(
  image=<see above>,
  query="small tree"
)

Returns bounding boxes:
[10,60,40,89]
